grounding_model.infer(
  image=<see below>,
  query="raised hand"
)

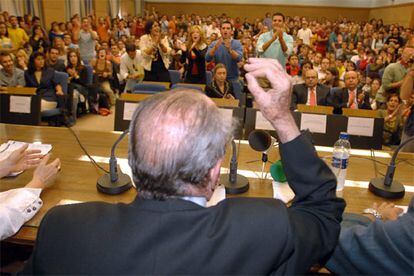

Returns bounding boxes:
[244,58,299,143]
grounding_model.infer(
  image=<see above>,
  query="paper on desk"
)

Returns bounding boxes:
[347,117,374,137]
[57,199,83,205]
[300,113,327,134]
[123,102,139,121]
[255,111,274,130]
[273,181,295,203]
[9,95,31,113]
[0,140,52,161]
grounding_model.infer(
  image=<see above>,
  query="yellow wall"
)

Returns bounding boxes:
[120,0,135,17]
[369,3,414,28]
[94,0,109,18]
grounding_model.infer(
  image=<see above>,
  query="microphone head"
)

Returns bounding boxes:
[248,130,272,152]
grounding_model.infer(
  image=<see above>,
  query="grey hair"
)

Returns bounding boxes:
[128,90,234,199]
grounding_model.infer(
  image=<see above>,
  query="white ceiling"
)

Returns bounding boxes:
[145,0,414,8]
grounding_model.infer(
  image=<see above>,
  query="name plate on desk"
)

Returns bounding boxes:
[123,102,139,121]
[347,117,375,137]
[255,111,273,130]
[10,96,31,114]
[300,113,327,134]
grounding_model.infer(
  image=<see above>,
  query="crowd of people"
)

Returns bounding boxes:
[0,8,413,146]
[0,7,413,275]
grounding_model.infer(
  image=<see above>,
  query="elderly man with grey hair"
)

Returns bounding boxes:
[22,59,345,275]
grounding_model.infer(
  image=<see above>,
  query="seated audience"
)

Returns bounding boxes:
[24,52,65,112]
[0,52,25,88]
[46,47,66,72]
[180,25,207,84]
[286,54,300,77]
[15,48,28,71]
[139,20,171,82]
[291,59,312,85]
[119,43,144,93]
[291,69,330,110]
[329,70,371,111]
[378,94,404,146]
[21,58,344,274]
[0,144,60,240]
[8,15,28,49]
[205,63,235,99]
[321,67,343,88]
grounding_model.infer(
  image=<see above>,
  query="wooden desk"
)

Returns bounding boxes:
[1,124,413,244]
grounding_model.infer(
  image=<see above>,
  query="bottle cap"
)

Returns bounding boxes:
[270,160,287,182]
[339,132,349,140]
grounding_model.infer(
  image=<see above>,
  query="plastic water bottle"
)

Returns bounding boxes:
[331,132,351,192]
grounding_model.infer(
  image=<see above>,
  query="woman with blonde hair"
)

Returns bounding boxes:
[180,25,208,84]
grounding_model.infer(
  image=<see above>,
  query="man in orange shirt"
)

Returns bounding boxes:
[96,16,110,43]
[168,15,177,34]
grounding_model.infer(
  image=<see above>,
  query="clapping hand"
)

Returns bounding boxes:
[26,154,61,190]
[1,144,43,177]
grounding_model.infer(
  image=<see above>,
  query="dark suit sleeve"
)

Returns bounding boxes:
[291,85,299,110]
[279,133,345,272]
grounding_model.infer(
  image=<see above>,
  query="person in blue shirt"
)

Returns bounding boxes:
[256,12,293,69]
[205,21,243,82]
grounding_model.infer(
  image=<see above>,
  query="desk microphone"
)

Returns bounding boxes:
[369,136,414,199]
[97,129,132,195]
[248,130,277,178]
[219,140,249,194]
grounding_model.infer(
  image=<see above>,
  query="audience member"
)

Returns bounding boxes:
[180,25,207,84]
[0,22,15,53]
[139,20,171,82]
[120,43,144,92]
[256,13,293,69]
[46,47,66,72]
[378,94,404,145]
[29,25,49,53]
[206,21,243,82]
[291,69,330,110]
[91,47,116,105]
[400,58,414,152]
[0,52,25,88]
[330,70,371,111]
[77,17,98,64]
[205,63,234,99]
[8,15,28,49]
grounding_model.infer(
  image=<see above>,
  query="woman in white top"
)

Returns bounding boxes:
[139,20,171,82]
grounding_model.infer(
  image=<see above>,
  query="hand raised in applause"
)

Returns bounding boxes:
[1,144,43,177]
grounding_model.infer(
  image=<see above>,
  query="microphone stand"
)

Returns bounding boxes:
[97,129,133,195]
[368,136,414,199]
[219,140,249,194]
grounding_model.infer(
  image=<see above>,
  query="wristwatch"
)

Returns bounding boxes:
[362,208,382,220]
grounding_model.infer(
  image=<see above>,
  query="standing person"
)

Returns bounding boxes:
[206,21,243,82]
[77,17,98,65]
[91,47,116,105]
[21,58,344,274]
[8,16,28,49]
[180,25,207,84]
[256,13,293,69]
[297,21,312,46]
[139,20,171,82]
[120,43,144,93]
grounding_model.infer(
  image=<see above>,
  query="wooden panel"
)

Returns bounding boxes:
[145,2,370,22]
[297,104,333,115]
[0,87,37,95]
[94,0,109,18]
[342,108,380,118]
[42,0,66,28]
[369,3,414,28]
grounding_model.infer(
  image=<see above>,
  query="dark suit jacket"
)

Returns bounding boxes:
[22,134,345,275]
[24,67,57,102]
[328,87,371,110]
[291,83,330,110]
